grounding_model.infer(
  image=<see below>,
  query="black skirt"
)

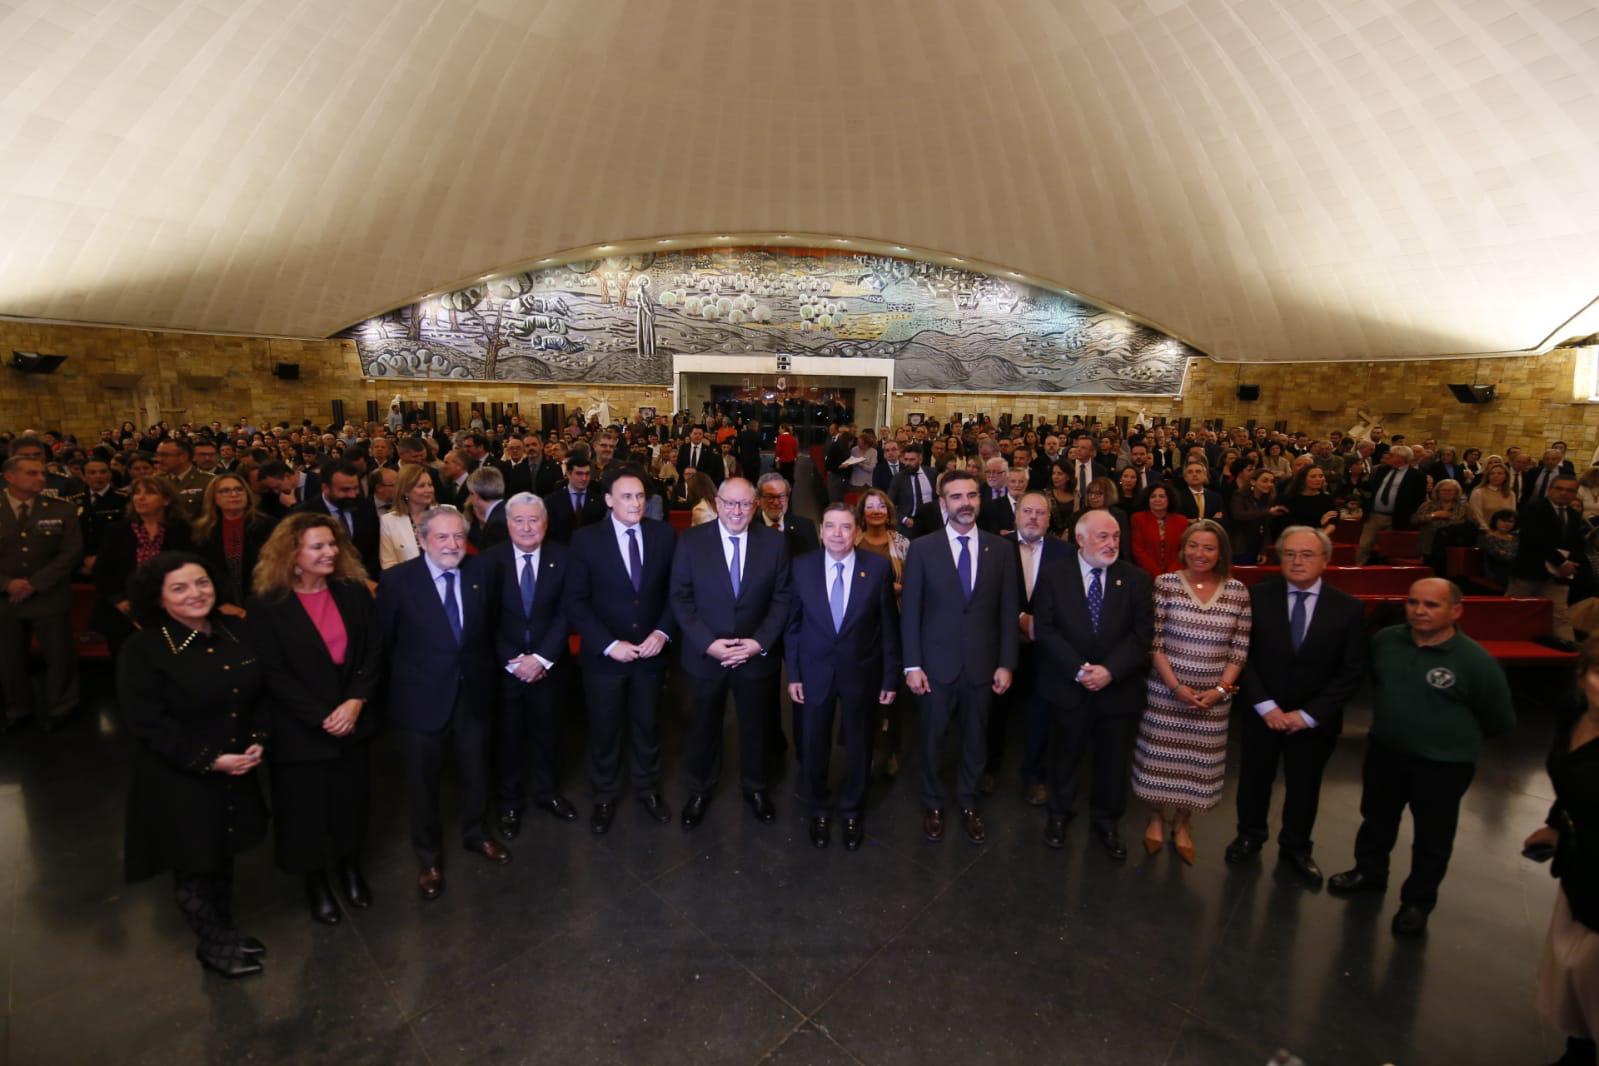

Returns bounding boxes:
[268,745,372,873]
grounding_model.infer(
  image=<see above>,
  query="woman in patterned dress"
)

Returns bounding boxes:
[1132,519,1253,864]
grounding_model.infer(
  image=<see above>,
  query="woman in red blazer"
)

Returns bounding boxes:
[1130,483,1189,576]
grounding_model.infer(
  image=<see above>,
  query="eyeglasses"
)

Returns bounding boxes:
[717,499,755,510]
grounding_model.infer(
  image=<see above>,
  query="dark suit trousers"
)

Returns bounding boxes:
[917,677,993,810]
[1352,738,1475,909]
[1234,712,1338,855]
[1047,707,1134,831]
[0,608,78,721]
[984,644,1050,784]
[396,694,490,867]
[585,669,665,802]
[796,684,871,818]
[683,668,774,797]
[269,745,371,874]
[496,669,565,812]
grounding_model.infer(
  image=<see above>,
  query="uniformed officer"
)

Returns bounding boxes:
[79,457,128,573]
[157,438,214,519]
[0,454,84,730]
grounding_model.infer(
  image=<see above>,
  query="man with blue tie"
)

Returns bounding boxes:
[902,469,1019,845]
[568,468,679,834]
[482,493,574,842]
[784,503,901,850]
[888,444,937,538]
[376,505,508,901]
[670,477,793,828]
[543,455,605,544]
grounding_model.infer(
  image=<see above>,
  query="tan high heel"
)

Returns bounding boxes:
[1143,822,1166,855]
[1174,830,1197,865]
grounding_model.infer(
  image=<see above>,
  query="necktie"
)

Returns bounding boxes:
[519,553,535,616]
[1290,588,1308,651]
[908,476,920,516]
[956,535,973,602]
[17,501,29,525]
[729,535,741,597]
[341,507,354,537]
[1021,539,1038,599]
[442,570,463,644]
[1079,463,1090,496]
[627,527,642,591]
[830,561,846,632]
[1087,567,1103,631]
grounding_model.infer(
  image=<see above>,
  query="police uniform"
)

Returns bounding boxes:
[0,490,83,726]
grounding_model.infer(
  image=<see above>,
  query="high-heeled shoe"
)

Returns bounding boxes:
[305,871,343,925]
[1174,834,1197,865]
[1143,824,1166,855]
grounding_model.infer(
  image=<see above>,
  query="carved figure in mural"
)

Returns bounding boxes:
[635,275,657,358]
[1346,408,1381,442]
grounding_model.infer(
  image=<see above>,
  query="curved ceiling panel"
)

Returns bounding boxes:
[0,0,1596,362]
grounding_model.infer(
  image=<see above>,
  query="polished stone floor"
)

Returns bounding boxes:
[0,656,1573,1065]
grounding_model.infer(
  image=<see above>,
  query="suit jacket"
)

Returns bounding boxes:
[1237,576,1366,734]
[1170,486,1227,523]
[492,458,534,499]
[888,468,937,536]
[93,519,192,607]
[979,493,1022,535]
[872,461,906,492]
[669,521,792,679]
[80,487,129,556]
[824,437,852,479]
[676,441,721,484]
[900,526,1019,686]
[542,483,607,544]
[1365,466,1428,529]
[246,580,382,762]
[468,500,509,551]
[294,494,380,571]
[1001,532,1069,614]
[481,539,569,666]
[193,515,276,606]
[0,493,82,617]
[375,554,495,732]
[1513,497,1586,584]
[736,427,763,479]
[784,549,902,701]
[437,476,472,512]
[566,517,678,675]
[760,514,820,558]
[1031,552,1153,716]
[1522,464,1576,506]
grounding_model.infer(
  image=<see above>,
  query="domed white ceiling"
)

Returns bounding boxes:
[1,0,1597,363]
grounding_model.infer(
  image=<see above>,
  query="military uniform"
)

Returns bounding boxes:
[164,465,214,519]
[80,486,129,560]
[0,490,83,726]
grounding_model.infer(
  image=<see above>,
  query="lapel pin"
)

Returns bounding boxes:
[859,570,867,579]
[1115,579,1122,587]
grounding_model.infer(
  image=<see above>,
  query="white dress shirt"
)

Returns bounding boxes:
[823,549,856,614]
[1016,533,1045,600]
[511,546,554,669]
[1076,547,1107,595]
[1252,578,1322,727]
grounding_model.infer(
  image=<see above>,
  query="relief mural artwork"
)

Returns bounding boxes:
[342,246,1195,394]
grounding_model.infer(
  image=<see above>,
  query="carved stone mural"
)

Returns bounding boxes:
[341,246,1195,394]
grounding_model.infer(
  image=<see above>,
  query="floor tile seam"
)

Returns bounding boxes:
[3,825,15,1021]
[342,913,439,1065]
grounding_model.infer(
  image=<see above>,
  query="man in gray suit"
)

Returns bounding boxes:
[0,455,83,731]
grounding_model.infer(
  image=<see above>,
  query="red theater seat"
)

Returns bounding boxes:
[1232,566,1432,596]
[1375,529,1422,565]
[668,510,692,531]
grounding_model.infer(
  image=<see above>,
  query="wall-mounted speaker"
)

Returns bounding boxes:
[1236,384,1261,402]
[1448,383,1496,404]
[10,351,66,374]
[331,400,345,427]
[273,362,300,380]
[365,399,380,423]
[540,403,565,434]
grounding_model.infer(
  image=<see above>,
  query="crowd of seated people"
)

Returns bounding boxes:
[1,409,1596,1064]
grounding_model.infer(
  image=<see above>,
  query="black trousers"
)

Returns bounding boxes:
[1047,707,1135,831]
[984,646,1050,784]
[1234,712,1338,855]
[917,678,993,811]
[795,683,872,818]
[683,668,775,797]
[269,745,371,874]
[1352,737,1476,909]
[585,668,665,802]
[396,696,490,867]
[496,668,565,813]
[0,608,77,722]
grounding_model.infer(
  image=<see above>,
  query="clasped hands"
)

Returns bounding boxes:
[606,630,669,663]
[1262,707,1312,732]
[708,637,762,668]
[211,744,263,775]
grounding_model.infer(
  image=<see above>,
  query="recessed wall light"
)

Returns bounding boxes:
[834,238,849,243]
[894,246,908,251]
[540,258,552,263]
[657,239,673,244]
[598,245,614,251]
[952,257,965,263]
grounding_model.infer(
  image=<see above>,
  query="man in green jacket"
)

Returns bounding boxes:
[1328,577,1514,937]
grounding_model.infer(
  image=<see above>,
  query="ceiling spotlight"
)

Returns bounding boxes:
[894,246,907,251]
[834,238,849,243]
[777,234,791,239]
[540,258,552,263]
[952,257,965,263]
[1009,272,1021,277]
[598,245,614,251]
[657,238,673,244]
[717,235,730,240]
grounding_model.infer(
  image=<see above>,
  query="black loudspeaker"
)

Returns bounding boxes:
[491,402,504,427]
[1448,383,1496,404]
[1236,384,1261,402]
[446,402,461,428]
[423,401,438,425]
[331,400,345,427]
[1178,417,1192,436]
[273,362,300,380]
[540,403,565,434]
[10,351,66,374]
[365,400,380,423]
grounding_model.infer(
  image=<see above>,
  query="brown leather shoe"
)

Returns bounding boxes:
[468,839,512,865]
[1024,783,1048,807]
[962,808,987,845]
[922,808,945,842]
[417,866,444,901]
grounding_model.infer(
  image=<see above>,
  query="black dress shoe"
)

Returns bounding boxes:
[637,791,672,824]
[923,808,945,842]
[1044,816,1069,850]
[497,809,522,840]
[1327,869,1387,896]
[1279,851,1324,889]
[591,801,616,835]
[1096,828,1127,862]
[1223,836,1264,865]
[681,793,711,829]
[842,818,864,851]
[305,872,343,925]
[536,797,579,822]
[745,791,777,824]
[337,859,372,909]
[197,946,263,978]
[809,817,830,849]
[236,936,266,956]
[1391,903,1430,937]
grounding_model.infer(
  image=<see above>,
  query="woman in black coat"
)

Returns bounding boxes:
[246,512,381,925]
[119,551,268,978]
[190,472,276,614]
[94,476,191,655]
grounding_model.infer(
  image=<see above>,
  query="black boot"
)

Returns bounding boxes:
[210,865,265,956]
[305,871,343,925]
[1554,1037,1598,1066]
[336,857,372,909]
[176,874,261,978]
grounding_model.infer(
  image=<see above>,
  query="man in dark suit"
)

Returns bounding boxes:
[737,419,763,481]
[978,466,1028,535]
[669,477,793,828]
[872,439,904,492]
[464,465,509,551]
[754,473,819,556]
[375,506,509,900]
[676,426,720,486]
[567,467,679,834]
[1356,445,1428,563]
[823,424,853,503]
[1523,447,1578,505]
[435,451,471,510]
[295,460,380,572]
[482,493,574,840]
[1228,526,1367,885]
[523,435,562,498]
[1031,508,1155,859]
[1507,473,1585,647]
[491,437,534,498]
[0,454,83,730]
[986,492,1069,804]
[1169,461,1226,523]
[901,469,1019,845]
[888,444,937,538]
[785,503,901,850]
[1065,436,1100,500]
[543,455,605,544]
